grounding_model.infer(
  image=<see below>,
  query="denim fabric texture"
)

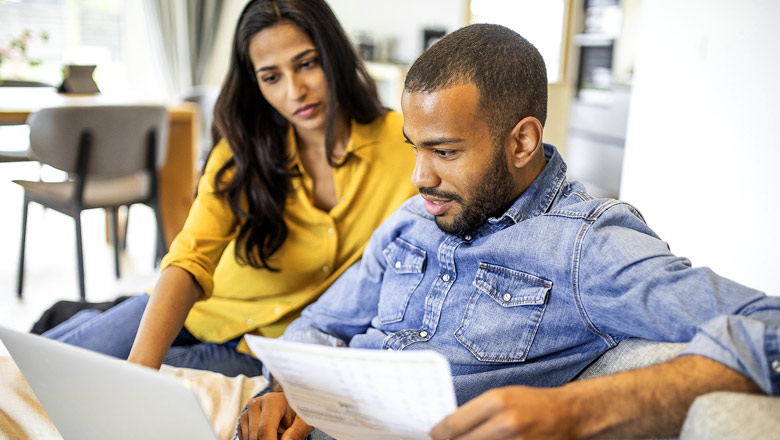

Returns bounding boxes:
[282,144,780,405]
[42,294,264,377]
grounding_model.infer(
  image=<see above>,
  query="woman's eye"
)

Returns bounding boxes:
[261,74,278,84]
[301,58,319,69]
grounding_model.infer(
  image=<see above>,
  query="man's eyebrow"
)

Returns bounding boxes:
[402,130,464,147]
[255,48,317,73]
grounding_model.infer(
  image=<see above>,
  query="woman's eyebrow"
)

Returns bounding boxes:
[255,48,317,74]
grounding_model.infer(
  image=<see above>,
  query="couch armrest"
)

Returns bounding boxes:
[575,339,685,380]
[680,391,780,440]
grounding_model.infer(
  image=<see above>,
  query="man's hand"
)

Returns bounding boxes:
[237,392,313,440]
[429,386,576,440]
[429,355,762,440]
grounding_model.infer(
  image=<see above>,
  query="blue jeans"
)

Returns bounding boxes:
[42,294,264,377]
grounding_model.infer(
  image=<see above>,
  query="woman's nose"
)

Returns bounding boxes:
[287,72,306,100]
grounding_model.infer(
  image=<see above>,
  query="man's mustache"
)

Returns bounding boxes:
[419,187,463,204]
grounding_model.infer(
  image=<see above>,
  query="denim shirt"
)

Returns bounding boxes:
[283,144,780,404]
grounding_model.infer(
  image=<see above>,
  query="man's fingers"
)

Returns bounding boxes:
[258,393,292,439]
[280,414,314,440]
[247,398,263,440]
[238,410,248,440]
[429,389,506,439]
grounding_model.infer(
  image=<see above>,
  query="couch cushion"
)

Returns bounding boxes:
[575,339,685,380]
[680,391,780,440]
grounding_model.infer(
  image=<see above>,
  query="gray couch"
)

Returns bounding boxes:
[576,339,780,439]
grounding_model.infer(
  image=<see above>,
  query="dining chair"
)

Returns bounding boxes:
[13,105,169,300]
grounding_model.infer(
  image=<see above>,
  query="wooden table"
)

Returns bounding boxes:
[0,88,200,247]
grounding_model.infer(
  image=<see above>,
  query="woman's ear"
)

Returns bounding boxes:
[506,116,543,169]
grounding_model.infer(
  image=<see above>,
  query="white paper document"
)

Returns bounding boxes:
[244,335,458,440]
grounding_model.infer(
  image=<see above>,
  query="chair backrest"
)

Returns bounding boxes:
[27,105,168,178]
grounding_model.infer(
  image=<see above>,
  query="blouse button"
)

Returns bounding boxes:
[395,261,402,269]
[419,330,428,338]
[772,360,780,373]
[503,293,512,301]
[442,274,451,282]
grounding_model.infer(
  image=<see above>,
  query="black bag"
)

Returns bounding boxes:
[31,295,132,335]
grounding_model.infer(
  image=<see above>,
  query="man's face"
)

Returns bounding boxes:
[402,83,518,236]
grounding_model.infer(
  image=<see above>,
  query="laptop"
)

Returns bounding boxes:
[0,325,218,440]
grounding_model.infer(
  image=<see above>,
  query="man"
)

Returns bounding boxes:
[236,24,780,440]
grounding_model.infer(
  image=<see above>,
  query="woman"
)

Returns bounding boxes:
[43,0,417,377]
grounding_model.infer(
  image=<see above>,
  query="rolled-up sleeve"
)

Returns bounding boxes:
[160,140,238,299]
[577,202,780,395]
[681,301,780,395]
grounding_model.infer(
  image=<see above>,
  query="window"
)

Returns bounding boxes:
[0,0,126,93]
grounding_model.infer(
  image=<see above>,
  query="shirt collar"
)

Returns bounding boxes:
[488,143,567,225]
[286,118,379,170]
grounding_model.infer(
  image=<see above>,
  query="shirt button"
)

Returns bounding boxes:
[273,307,282,314]
[772,360,780,373]
[322,265,329,272]
[419,330,428,338]
[327,228,334,235]
[442,274,450,282]
[503,293,512,301]
[395,261,402,269]
[247,319,254,326]
[464,234,472,241]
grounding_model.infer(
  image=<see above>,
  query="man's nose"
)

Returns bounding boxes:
[411,154,439,189]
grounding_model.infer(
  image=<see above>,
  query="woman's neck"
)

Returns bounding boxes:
[295,112,351,162]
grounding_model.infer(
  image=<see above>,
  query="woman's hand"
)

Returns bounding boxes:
[237,392,314,440]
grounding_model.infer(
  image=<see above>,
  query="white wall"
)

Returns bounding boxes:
[620,0,780,294]
[326,0,468,64]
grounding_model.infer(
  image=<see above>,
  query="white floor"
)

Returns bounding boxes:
[0,160,160,355]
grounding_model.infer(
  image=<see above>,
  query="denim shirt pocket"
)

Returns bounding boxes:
[456,262,551,362]
[379,237,426,324]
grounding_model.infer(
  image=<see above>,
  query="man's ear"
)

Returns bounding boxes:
[506,116,543,169]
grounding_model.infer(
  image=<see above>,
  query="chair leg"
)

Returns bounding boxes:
[152,201,166,267]
[17,199,29,298]
[121,205,129,250]
[108,207,121,279]
[74,212,86,301]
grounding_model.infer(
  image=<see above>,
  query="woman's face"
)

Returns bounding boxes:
[248,22,330,134]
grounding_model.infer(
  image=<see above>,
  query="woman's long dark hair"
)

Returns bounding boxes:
[210,0,384,270]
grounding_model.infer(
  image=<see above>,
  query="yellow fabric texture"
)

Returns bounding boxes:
[160,111,417,353]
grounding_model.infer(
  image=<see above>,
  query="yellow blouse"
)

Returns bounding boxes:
[159,111,417,353]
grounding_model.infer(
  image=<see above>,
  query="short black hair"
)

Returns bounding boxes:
[404,23,547,143]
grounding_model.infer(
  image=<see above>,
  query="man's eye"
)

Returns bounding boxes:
[434,149,453,158]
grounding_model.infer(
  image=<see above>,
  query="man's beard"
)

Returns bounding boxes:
[420,144,516,236]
